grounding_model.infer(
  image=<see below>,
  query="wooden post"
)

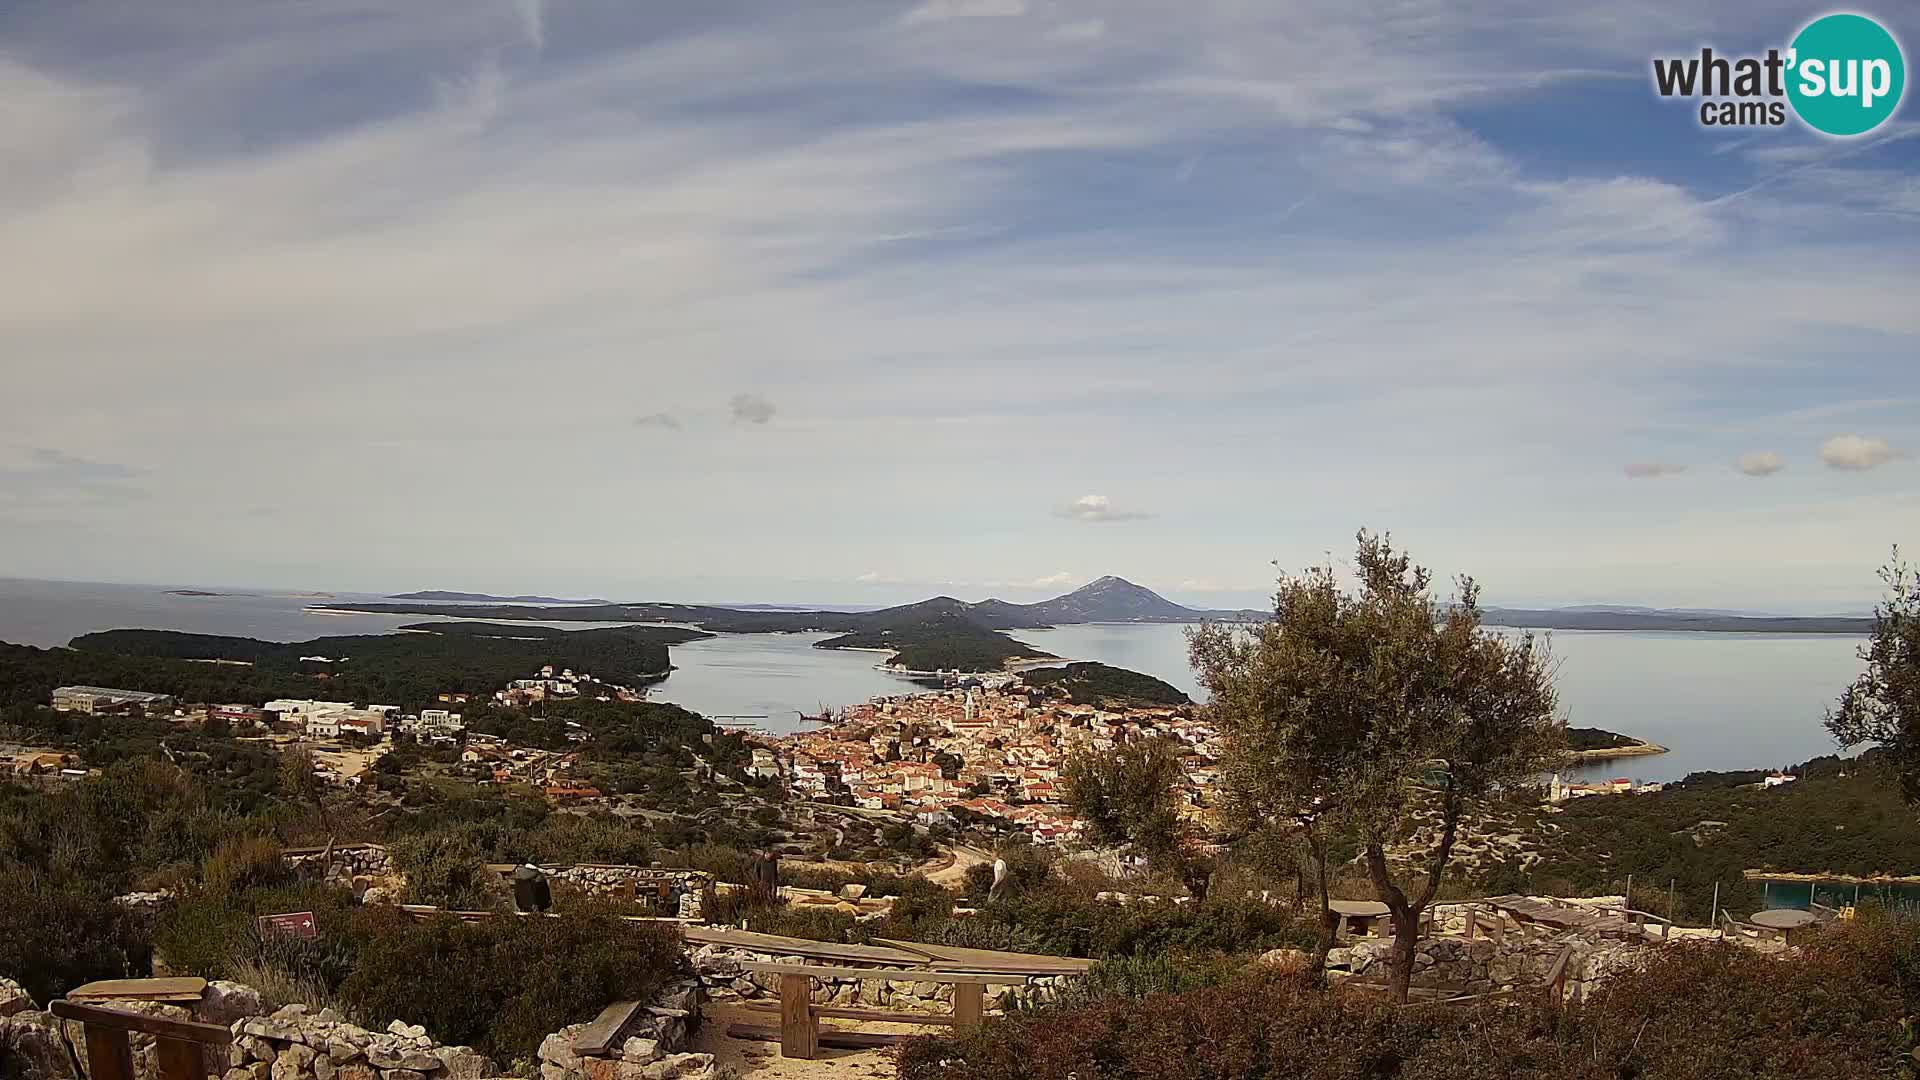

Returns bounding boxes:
[1625,874,1632,913]
[1665,880,1675,940]
[155,1037,205,1080]
[83,1026,136,1080]
[779,974,818,1060]
[953,982,984,1030]
[1710,881,1719,931]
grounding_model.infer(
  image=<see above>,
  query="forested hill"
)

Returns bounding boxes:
[0,623,705,710]
[813,607,1055,672]
[1021,662,1191,708]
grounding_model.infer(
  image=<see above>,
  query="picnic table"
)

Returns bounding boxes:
[1327,899,1392,938]
[1749,908,1818,945]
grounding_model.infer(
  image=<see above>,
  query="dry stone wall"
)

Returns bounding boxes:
[534,978,713,1080]
[689,943,1072,1013]
[284,844,395,883]
[543,867,712,921]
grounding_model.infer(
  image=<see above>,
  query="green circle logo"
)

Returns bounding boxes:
[1787,13,1906,136]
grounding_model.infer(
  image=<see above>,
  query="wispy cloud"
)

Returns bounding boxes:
[903,0,1026,25]
[1056,494,1152,522]
[0,447,145,506]
[1735,451,1785,477]
[1820,434,1902,471]
[634,412,681,430]
[0,1,1912,607]
[729,393,776,426]
[1623,462,1687,479]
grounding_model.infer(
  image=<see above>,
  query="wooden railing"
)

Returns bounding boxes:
[49,1001,230,1080]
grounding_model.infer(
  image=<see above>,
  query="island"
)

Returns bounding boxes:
[7,622,713,710]
[1020,661,1191,708]
[1566,726,1668,761]
[813,602,1055,673]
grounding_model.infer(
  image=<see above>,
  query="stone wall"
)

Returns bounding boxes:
[0,980,270,1080]
[535,979,713,1080]
[284,844,396,883]
[542,866,712,922]
[689,944,1072,1014]
[228,1006,496,1080]
[0,976,709,1080]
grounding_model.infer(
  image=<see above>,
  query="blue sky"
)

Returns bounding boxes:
[1,0,1915,613]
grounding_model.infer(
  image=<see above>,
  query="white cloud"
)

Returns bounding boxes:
[1056,494,1152,522]
[1735,451,1785,477]
[512,0,545,51]
[1820,435,1901,471]
[1623,462,1687,479]
[0,2,1913,606]
[1048,18,1105,41]
[902,0,1026,26]
[634,412,681,430]
[729,393,776,425]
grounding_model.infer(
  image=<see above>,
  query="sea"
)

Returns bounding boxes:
[0,577,1871,784]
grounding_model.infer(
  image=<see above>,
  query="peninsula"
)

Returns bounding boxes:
[1566,726,1669,761]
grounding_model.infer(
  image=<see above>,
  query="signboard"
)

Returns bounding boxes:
[257,911,318,940]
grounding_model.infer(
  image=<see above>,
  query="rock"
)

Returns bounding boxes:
[384,1070,426,1080]
[271,1044,316,1080]
[333,1065,378,1080]
[314,1057,336,1080]
[542,1064,580,1080]
[243,1019,299,1042]
[1255,948,1311,975]
[539,1032,583,1071]
[386,1021,426,1041]
[434,1046,495,1080]
[621,1038,662,1065]
[641,1053,716,1080]
[0,978,34,1018]
[327,1040,365,1065]
[244,1062,275,1080]
[199,981,266,1026]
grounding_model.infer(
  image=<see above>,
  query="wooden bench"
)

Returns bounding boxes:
[723,961,1032,1059]
[51,1000,231,1080]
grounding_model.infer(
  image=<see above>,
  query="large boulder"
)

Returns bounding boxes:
[432,1045,495,1080]
[198,982,266,1027]
[0,979,35,1018]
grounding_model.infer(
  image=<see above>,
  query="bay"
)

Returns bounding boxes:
[0,579,1870,783]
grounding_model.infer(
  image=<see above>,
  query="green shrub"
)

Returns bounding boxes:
[901,915,1920,1080]
[0,869,151,1003]
[389,831,497,910]
[203,835,291,898]
[339,907,687,1060]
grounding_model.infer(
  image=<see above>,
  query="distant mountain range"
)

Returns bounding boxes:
[339,577,1874,637]
[389,590,613,604]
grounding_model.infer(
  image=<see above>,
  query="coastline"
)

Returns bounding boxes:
[1569,740,1669,762]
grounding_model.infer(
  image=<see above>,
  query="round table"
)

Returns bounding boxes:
[1749,908,1818,945]
[1326,899,1392,938]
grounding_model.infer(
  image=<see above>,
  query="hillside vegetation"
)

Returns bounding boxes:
[1,623,703,709]
[1024,662,1191,707]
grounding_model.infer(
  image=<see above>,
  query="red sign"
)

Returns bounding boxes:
[257,912,318,940]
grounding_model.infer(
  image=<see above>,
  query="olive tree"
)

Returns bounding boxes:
[1061,736,1215,898]
[1827,548,1920,802]
[1190,531,1562,1000]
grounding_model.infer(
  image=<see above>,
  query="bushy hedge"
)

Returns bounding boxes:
[156,886,687,1062]
[340,906,687,1061]
[900,914,1920,1080]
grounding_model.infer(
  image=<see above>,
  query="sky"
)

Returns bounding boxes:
[1,1,1916,614]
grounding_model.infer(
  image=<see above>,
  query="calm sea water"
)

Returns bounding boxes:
[0,579,1869,782]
